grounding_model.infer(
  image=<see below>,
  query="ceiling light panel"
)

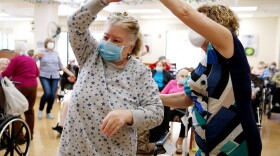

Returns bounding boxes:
[237,14,253,18]
[230,6,258,12]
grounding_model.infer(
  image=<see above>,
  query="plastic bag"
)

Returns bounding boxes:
[1,77,28,115]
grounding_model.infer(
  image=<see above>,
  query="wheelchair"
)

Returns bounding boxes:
[260,78,280,119]
[0,114,31,156]
[266,85,280,119]
[153,107,193,156]
[262,79,272,116]
[0,84,31,155]
[250,74,264,128]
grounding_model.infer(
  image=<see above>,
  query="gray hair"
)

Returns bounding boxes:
[14,42,28,56]
[0,58,10,64]
[106,12,143,56]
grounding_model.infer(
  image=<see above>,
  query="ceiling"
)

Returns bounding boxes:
[0,0,280,21]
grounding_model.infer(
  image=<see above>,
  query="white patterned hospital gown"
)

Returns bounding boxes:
[57,0,164,156]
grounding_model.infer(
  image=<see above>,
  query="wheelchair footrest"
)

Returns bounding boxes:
[155,131,171,147]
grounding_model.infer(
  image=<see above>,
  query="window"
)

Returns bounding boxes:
[57,31,103,66]
[165,30,205,70]
[0,29,14,50]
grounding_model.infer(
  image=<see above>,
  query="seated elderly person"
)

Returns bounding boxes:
[259,61,278,80]
[271,71,280,105]
[0,58,10,77]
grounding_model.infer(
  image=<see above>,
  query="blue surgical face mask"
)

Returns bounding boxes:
[156,66,163,72]
[177,78,186,85]
[98,40,124,62]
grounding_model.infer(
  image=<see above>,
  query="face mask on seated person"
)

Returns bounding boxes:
[177,78,186,85]
[188,29,206,47]
[156,66,163,72]
[98,40,124,62]
[70,62,76,66]
[270,65,276,69]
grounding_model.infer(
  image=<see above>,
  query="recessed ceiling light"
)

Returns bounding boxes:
[0,17,33,21]
[237,14,253,18]
[127,9,161,13]
[141,15,172,19]
[230,6,258,12]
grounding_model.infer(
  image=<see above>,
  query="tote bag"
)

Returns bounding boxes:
[1,77,28,116]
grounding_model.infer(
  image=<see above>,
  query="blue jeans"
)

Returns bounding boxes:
[39,77,59,113]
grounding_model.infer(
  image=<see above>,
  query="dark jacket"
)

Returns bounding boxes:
[151,69,174,92]
[150,69,174,142]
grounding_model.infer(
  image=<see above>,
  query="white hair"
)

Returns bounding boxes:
[14,42,28,56]
[0,58,10,64]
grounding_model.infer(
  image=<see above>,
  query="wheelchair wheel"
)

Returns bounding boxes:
[257,107,262,128]
[0,116,31,156]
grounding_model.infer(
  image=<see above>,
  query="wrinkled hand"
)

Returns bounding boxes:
[68,74,76,82]
[100,110,133,137]
[69,73,75,79]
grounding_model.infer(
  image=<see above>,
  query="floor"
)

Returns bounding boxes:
[12,96,280,156]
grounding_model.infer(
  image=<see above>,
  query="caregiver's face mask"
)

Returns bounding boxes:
[188,29,206,47]
[98,40,124,62]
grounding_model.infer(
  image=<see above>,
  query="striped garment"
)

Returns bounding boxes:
[185,34,261,156]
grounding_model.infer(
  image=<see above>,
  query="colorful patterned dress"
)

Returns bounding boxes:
[185,34,262,156]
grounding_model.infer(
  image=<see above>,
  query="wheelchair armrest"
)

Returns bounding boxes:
[155,131,171,147]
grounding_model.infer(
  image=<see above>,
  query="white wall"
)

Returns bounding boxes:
[60,18,187,64]
[138,17,280,67]
[276,17,280,66]
[139,17,280,67]
[139,20,167,64]
[139,20,188,64]
[1,16,280,68]
[0,21,34,50]
[239,17,279,67]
